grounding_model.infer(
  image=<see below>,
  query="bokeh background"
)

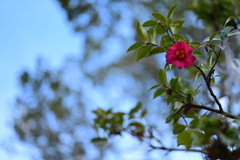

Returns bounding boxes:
[1,0,240,159]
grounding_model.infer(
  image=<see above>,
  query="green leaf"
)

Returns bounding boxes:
[173,123,186,135]
[165,114,173,123]
[153,88,167,99]
[228,29,240,37]
[91,137,107,144]
[209,31,220,42]
[191,41,201,46]
[148,84,161,91]
[157,69,168,86]
[160,35,172,46]
[203,34,221,42]
[136,21,149,42]
[167,4,178,18]
[233,119,240,125]
[147,46,165,57]
[215,74,225,78]
[192,50,203,56]
[219,132,235,145]
[170,77,183,91]
[143,20,158,27]
[171,20,185,34]
[224,16,236,28]
[129,102,142,119]
[140,109,147,118]
[177,130,193,151]
[127,42,145,52]
[135,46,152,61]
[185,111,198,119]
[152,13,166,23]
[173,34,185,42]
[166,92,178,105]
[190,130,209,146]
[189,118,199,129]
[166,18,173,26]
[156,26,166,35]
[148,26,157,44]
[207,52,214,68]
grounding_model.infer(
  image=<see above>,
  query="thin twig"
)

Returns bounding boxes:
[176,102,239,119]
[194,65,223,113]
[150,145,206,154]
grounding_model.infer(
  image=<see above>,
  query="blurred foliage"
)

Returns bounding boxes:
[13,0,240,160]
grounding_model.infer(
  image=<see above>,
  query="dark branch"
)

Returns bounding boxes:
[150,145,206,154]
[194,64,223,113]
[176,102,240,119]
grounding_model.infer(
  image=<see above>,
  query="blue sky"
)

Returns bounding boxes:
[0,0,79,159]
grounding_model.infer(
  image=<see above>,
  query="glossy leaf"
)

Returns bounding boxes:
[136,21,149,42]
[152,13,166,23]
[160,35,172,46]
[148,84,161,91]
[135,46,152,61]
[166,92,178,105]
[127,42,145,52]
[143,20,158,27]
[157,69,168,86]
[173,34,185,42]
[147,46,165,56]
[148,26,157,44]
[209,31,220,42]
[153,88,167,99]
[192,50,203,56]
[224,16,236,28]
[167,4,178,18]
[155,26,166,34]
[191,41,201,46]
[171,20,185,34]
[207,52,214,68]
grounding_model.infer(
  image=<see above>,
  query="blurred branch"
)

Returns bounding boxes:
[149,144,206,154]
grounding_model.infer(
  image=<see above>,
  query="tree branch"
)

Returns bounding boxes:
[176,102,240,119]
[194,65,223,113]
[150,145,206,154]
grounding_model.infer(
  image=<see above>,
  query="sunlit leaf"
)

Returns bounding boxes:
[177,130,193,151]
[207,52,214,67]
[191,41,201,46]
[156,26,166,34]
[127,42,145,52]
[152,13,166,23]
[148,26,157,44]
[167,4,178,18]
[135,46,152,61]
[173,123,186,135]
[192,50,203,56]
[171,20,185,34]
[209,31,220,42]
[147,46,165,56]
[157,69,168,86]
[148,84,161,91]
[136,21,149,42]
[143,20,158,27]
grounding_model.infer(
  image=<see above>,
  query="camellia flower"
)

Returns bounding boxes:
[166,41,196,69]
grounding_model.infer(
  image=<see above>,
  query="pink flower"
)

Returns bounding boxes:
[166,41,196,69]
